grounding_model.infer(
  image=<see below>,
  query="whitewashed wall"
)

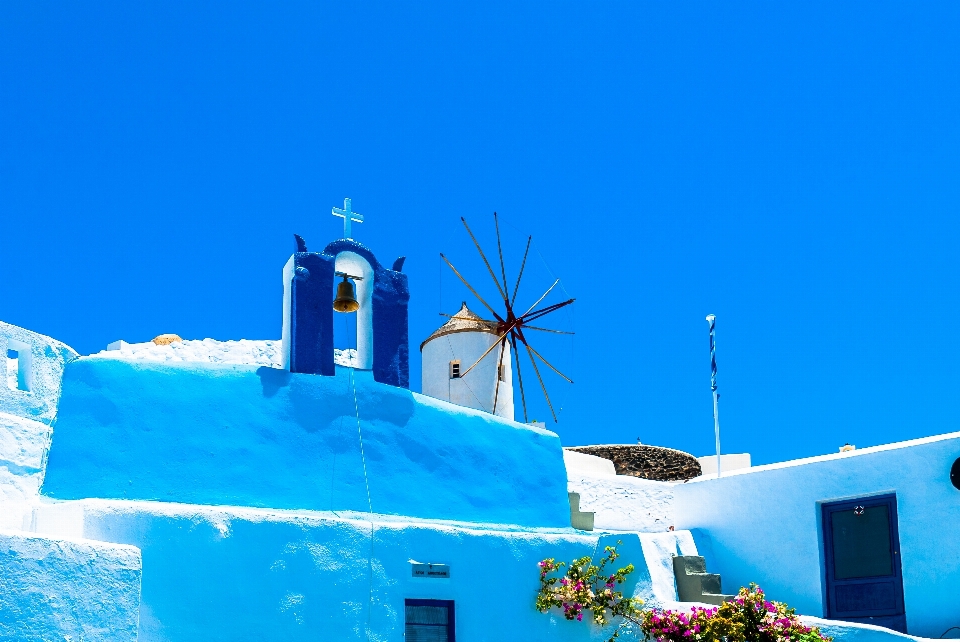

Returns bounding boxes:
[0,321,77,425]
[421,330,514,421]
[675,432,960,638]
[696,453,751,476]
[568,473,676,533]
[563,449,616,477]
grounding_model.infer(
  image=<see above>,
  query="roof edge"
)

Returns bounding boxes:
[420,325,500,352]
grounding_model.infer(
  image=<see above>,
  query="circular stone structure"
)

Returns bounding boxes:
[566,444,702,481]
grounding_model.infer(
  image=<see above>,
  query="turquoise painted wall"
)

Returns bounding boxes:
[44,359,570,528]
[0,530,141,641]
[40,500,646,642]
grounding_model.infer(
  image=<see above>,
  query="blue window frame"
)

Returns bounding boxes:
[821,494,906,633]
[405,599,455,641]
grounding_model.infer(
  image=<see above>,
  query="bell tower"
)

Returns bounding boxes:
[280,199,410,387]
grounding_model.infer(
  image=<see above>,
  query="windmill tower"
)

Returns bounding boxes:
[421,302,514,420]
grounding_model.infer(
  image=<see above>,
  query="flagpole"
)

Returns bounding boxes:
[706,314,721,479]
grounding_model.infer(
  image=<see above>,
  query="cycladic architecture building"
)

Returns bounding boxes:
[1,204,959,641]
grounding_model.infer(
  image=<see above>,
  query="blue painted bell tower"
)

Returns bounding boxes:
[281,199,409,388]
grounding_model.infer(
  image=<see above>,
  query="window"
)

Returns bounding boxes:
[498,364,506,382]
[449,360,460,379]
[5,349,17,391]
[405,599,455,641]
[5,340,30,392]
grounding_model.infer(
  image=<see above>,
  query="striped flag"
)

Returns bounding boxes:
[706,314,718,394]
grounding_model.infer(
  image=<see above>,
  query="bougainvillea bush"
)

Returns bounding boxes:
[536,546,832,642]
[535,543,643,639]
[639,585,832,642]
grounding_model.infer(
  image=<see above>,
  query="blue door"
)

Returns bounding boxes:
[822,494,906,632]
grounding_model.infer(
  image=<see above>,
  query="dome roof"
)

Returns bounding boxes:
[420,302,499,351]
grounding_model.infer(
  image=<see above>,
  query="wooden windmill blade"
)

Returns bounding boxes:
[511,235,532,306]
[460,217,508,301]
[439,253,504,322]
[494,212,511,299]
[510,333,529,423]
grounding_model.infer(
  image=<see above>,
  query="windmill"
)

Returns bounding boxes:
[440,213,575,423]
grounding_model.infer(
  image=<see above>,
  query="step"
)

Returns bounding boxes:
[672,555,734,604]
[568,492,595,531]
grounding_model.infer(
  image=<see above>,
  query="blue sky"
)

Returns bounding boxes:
[2,2,959,465]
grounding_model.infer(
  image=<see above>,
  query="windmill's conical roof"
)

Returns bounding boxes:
[420,302,499,351]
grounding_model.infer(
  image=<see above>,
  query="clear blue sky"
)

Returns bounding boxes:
[2,2,959,465]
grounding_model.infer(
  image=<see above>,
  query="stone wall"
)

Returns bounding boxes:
[565,445,702,481]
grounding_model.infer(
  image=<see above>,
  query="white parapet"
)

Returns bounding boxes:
[563,449,616,477]
[697,453,751,476]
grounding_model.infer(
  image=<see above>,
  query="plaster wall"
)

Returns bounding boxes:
[674,432,960,638]
[25,499,667,642]
[43,359,568,527]
[1,496,943,642]
[281,254,296,371]
[696,453,751,476]
[0,321,77,425]
[568,474,675,532]
[422,329,514,420]
[0,529,142,642]
[0,412,51,504]
[802,617,935,642]
[564,449,617,477]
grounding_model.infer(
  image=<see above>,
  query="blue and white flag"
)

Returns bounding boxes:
[706,314,718,394]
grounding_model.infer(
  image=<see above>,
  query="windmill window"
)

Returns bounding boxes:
[499,364,506,382]
[405,599,455,641]
[449,360,461,379]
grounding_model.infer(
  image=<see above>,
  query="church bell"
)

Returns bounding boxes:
[333,275,360,313]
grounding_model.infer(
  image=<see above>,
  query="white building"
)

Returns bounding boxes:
[420,302,514,421]
[2,237,958,641]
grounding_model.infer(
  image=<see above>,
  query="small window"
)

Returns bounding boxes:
[5,349,18,391]
[498,364,506,382]
[449,360,461,379]
[405,599,455,641]
[5,340,30,392]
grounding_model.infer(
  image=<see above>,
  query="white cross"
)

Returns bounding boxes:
[332,197,364,239]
